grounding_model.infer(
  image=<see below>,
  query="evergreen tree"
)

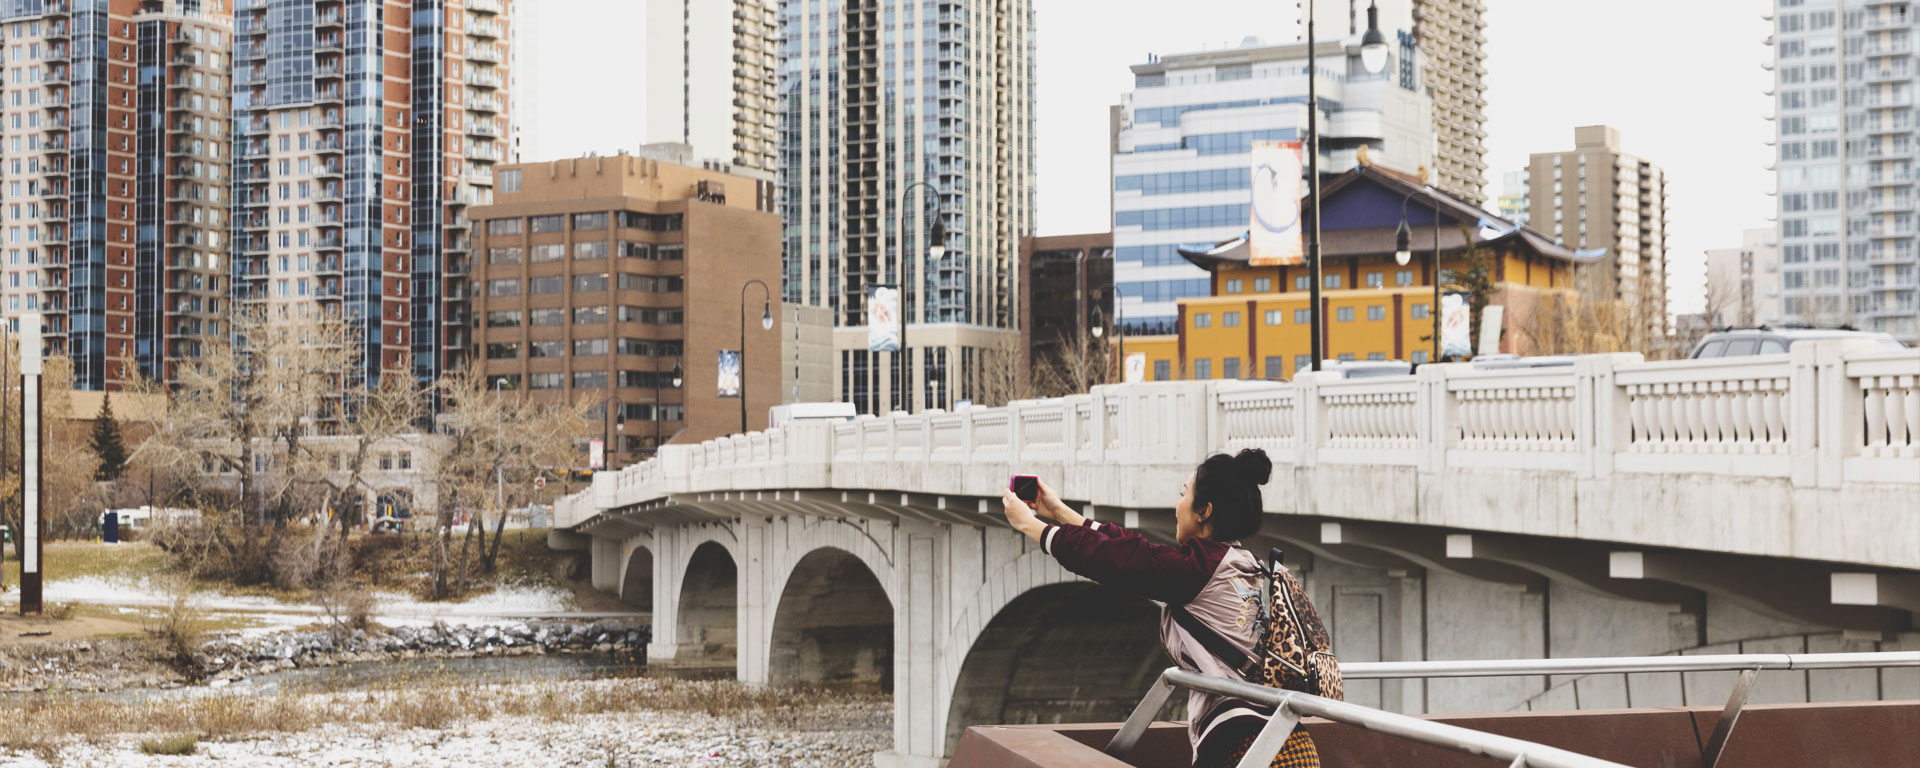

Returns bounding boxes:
[90,392,128,481]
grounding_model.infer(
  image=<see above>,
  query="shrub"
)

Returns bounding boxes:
[137,733,197,756]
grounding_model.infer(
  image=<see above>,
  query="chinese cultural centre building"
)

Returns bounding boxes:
[1122,166,1600,382]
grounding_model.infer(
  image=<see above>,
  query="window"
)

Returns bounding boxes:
[486,218,520,235]
[573,273,609,292]
[529,373,563,390]
[487,278,520,297]
[1293,309,1311,324]
[1367,305,1385,321]
[484,310,522,327]
[1411,350,1429,364]
[573,212,607,230]
[1193,313,1211,328]
[1337,354,1355,362]
[1194,358,1212,379]
[574,305,609,324]
[1411,303,1430,319]
[1336,307,1355,322]
[1325,274,1343,289]
[531,243,566,262]
[530,215,563,233]
[530,308,565,326]
[1223,311,1240,327]
[574,338,608,356]
[1395,270,1413,287]
[573,371,609,389]
[1367,353,1386,361]
[1264,356,1283,379]
[498,169,521,193]
[574,241,608,260]
[485,342,520,360]
[1254,278,1271,292]
[1264,309,1282,325]
[1222,358,1241,379]
[487,249,526,268]
[1153,360,1170,381]
[1294,275,1311,291]
[529,340,563,358]
[1366,272,1384,288]
[1225,278,1242,293]
[530,276,564,294]
[1294,355,1311,374]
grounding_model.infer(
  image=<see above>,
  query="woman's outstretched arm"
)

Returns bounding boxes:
[1002,490,1220,605]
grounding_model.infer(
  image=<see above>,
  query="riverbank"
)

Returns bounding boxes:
[0,676,891,767]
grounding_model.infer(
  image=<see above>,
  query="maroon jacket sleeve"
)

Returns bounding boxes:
[1042,520,1227,606]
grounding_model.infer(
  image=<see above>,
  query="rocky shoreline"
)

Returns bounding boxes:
[193,620,652,685]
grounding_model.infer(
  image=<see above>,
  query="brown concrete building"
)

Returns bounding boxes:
[1019,233,1114,397]
[1527,125,1670,350]
[469,153,779,469]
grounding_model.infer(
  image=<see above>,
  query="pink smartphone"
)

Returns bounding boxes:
[1010,475,1039,508]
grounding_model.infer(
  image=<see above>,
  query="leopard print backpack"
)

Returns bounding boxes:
[1169,548,1343,701]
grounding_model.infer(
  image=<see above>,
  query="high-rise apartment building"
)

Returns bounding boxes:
[1303,0,1486,200]
[506,0,534,162]
[780,0,1035,414]
[1112,37,1433,334]
[1496,169,1529,228]
[645,0,778,175]
[230,0,511,388]
[1527,125,1668,350]
[470,154,780,467]
[0,0,231,390]
[1706,227,1784,329]
[1769,2,1920,343]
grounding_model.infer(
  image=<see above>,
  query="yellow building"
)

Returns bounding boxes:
[1124,167,1592,382]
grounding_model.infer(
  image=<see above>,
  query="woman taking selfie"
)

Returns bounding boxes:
[1000,448,1320,768]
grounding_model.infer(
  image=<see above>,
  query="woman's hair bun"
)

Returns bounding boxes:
[1232,448,1273,486]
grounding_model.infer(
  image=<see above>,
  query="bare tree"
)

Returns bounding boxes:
[1030,329,1112,398]
[1512,294,1636,356]
[973,346,1033,407]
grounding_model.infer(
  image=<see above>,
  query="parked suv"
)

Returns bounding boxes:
[1689,327,1905,359]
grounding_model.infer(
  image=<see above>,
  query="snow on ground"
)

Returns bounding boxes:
[0,689,891,767]
[11,577,595,635]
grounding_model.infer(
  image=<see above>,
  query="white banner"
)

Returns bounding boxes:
[717,349,742,398]
[589,439,605,471]
[1124,353,1147,384]
[1250,141,1305,267]
[1477,305,1504,357]
[867,286,900,352]
[1440,293,1473,360]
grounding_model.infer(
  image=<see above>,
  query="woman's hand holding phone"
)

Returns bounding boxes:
[1034,478,1084,527]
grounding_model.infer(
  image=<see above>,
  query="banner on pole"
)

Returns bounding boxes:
[866,286,900,352]
[717,349,742,398]
[1477,305,1504,357]
[1440,292,1473,360]
[1124,353,1147,384]
[1249,141,1305,267]
[588,439,605,471]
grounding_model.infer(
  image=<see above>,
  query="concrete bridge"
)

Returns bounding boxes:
[548,341,1920,767]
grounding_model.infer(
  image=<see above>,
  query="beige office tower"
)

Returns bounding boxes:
[783,0,1036,414]
[1705,228,1783,329]
[1303,0,1486,200]
[1527,125,1670,351]
[644,0,778,175]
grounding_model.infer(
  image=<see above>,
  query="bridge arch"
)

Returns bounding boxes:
[938,550,1167,753]
[618,535,655,610]
[768,545,894,689]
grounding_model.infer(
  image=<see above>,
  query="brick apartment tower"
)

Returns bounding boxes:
[230,0,510,389]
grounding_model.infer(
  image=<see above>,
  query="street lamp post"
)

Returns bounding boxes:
[894,182,946,414]
[603,393,624,468]
[665,357,683,452]
[739,279,772,434]
[1396,187,1444,364]
[1308,1,1391,372]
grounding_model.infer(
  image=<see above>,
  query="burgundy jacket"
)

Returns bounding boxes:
[1042,519,1271,757]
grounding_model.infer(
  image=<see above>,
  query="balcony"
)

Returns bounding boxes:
[315,10,342,30]
[467,70,502,89]
[46,22,68,41]
[466,19,502,39]
[467,0,502,14]
[465,120,499,138]
[468,44,502,64]
[466,94,501,113]
[316,35,343,52]
[315,137,344,155]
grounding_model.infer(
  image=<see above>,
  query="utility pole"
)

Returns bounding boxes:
[19,313,43,615]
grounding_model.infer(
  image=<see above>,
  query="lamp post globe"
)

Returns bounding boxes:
[761,301,773,331]
[1360,2,1390,74]
[672,359,684,389]
[1394,220,1414,266]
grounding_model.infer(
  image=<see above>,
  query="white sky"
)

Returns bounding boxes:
[532,1,1775,314]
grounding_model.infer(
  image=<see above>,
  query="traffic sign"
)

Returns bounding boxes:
[534,476,547,490]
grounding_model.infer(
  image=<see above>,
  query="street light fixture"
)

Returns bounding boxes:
[893,182,946,413]
[1396,187,1443,364]
[739,279,772,434]
[1306,0,1391,374]
[1360,2,1390,75]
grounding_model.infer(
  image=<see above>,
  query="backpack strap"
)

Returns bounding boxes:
[1169,605,1255,677]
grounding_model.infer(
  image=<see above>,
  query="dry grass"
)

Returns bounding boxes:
[143,582,205,671]
[136,733,197,756]
[0,675,885,761]
[0,542,169,587]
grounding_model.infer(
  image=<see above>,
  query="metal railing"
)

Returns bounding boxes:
[1106,668,1631,768]
[1108,652,1920,768]
[1339,651,1920,768]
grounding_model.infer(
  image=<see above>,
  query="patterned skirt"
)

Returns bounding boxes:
[1198,725,1319,768]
